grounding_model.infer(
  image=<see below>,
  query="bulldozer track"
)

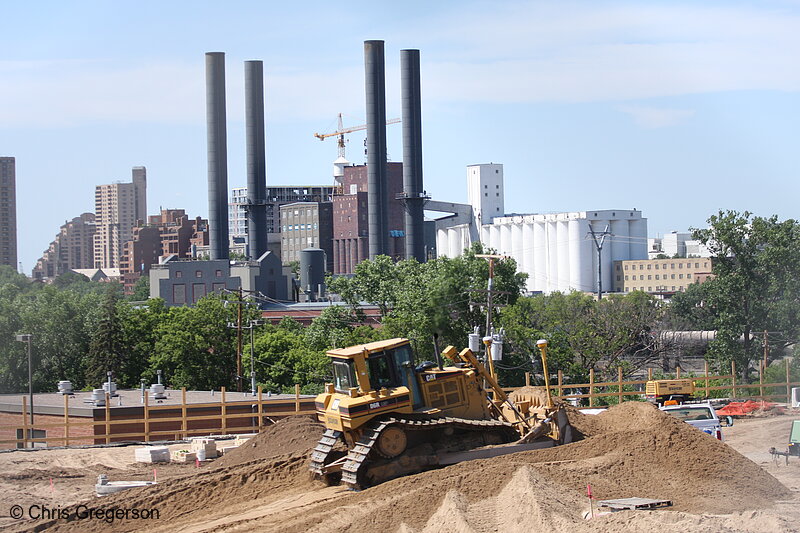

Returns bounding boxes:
[309,428,343,476]
[339,416,516,488]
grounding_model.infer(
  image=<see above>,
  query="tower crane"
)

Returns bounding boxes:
[313,113,400,159]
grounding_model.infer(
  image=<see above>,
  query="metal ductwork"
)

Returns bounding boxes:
[364,40,389,259]
[401,49,425,262]
[245,60,267,259]
[205,52,230,261]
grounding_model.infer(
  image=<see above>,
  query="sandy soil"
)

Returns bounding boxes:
[1,409,799,533]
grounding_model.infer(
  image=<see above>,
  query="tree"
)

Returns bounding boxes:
[331,243,527,360]
[692,211,800,379]
[499,290,668,385]
[128,275,151,302]
[148,293,252,390]
[85,284,125,385]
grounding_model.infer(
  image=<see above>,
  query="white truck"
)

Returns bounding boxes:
[660,402,733,441]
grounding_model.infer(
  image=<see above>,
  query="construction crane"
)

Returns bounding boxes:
[314,113,401,159]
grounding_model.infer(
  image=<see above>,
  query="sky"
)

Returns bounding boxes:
[3,0,799,273]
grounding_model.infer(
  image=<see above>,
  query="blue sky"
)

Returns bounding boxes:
[3,1,799,272]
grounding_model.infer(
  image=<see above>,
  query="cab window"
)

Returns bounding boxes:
[332,360,356,392]
[367,354,393,389]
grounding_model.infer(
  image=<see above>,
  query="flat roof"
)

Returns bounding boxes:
[0,389,314,417]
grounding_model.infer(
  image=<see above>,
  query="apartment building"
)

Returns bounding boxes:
[93,166,147,268]
[32,213,96,280]
[0,157,17,268]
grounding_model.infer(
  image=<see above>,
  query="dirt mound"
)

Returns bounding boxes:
[266,402,790,532]
[213,415,323,469]
[19,402,793,533]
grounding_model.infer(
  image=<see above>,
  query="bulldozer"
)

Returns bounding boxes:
[309,337,572,489]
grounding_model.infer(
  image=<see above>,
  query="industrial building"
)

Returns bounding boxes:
[32,213,96,280]
[648,231,712,259]
[93,166,147,269]
[150,53,289,306]
[435,164,648,294]
[0,157,17,269]
[332,162,407,274]
[280,202,333,271]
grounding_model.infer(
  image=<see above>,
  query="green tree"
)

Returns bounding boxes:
[499,290,666,385]
[149,293,258,390]
[85,284,124,385]
[128,275,151,302]
[692,211,800,379]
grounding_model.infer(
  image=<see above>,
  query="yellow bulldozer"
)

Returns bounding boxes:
[309,337,572,489]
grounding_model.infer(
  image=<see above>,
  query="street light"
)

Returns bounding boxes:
[15,334,33,427]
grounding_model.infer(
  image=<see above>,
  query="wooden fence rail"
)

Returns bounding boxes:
[4,360,798,449]
[1,385,315,449]
[505,359,799,408]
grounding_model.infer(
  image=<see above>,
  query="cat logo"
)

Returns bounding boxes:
[424,374,437,382]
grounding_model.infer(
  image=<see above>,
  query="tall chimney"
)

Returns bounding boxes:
[364,40,389,259]
[245,60,267,259]
[206,52,229,261]
[401,49,425,262]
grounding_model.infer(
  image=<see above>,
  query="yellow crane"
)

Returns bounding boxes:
[314,113,401,159]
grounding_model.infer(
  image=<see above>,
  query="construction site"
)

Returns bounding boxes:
[1,333,799,532]
[0,400,798,532]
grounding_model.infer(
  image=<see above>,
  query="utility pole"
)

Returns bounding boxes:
[15,334,33,427]
[236,287,243,392]
[588,225,612,300]
[227,287,261,393]
[474,254,505,336]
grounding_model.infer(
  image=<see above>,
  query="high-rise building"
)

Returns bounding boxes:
[0,157,17,269]
[32,213,96,280]
[93,166,147,268]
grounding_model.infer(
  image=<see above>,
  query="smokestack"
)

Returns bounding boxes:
[206,52,229,261]
[364,40,389,259]
[245,60,267,259]
[401,49,425,262]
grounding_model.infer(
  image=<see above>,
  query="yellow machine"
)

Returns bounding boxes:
[310,338,571,489]
[645,379,695,406]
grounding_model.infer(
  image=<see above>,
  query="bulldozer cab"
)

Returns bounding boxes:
[328,338,423,408]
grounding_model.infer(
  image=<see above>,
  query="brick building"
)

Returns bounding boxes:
[613,257,714,295]
[333,163,406,274]
[119,209,208,294]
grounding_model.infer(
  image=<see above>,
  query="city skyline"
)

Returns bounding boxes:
[3,1,799,272]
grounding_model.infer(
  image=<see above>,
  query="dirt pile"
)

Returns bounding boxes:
[23,416,325,533]
[14,404,794,533]
[213,415,322,469]
[263,402,791,533]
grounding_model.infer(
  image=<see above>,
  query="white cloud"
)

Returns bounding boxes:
[617,105,694,128]
[1,3,798,128]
